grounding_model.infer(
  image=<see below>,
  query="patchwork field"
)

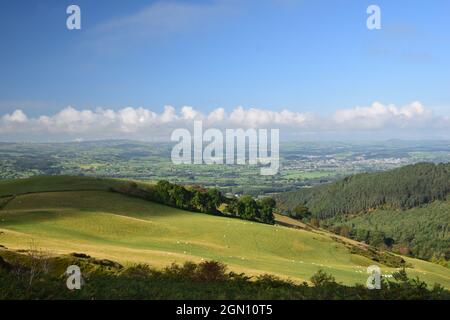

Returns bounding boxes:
[0,177,449,287]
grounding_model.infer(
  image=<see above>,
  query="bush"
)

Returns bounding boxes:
[121,264,154,278]
[310,269,336,286]
[1,250,449,300]
[196,261,227,282]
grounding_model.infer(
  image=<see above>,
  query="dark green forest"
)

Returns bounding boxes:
[322,201,450,263]
[275,162,450,218]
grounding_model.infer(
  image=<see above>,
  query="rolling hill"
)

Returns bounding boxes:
[0,176,449,288]
[274,162,450,262]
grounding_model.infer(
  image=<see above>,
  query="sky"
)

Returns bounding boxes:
[0,0,449,141]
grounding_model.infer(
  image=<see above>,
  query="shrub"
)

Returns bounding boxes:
[196,261,227,282]
[121,264,154,278]
[310,269,336,287]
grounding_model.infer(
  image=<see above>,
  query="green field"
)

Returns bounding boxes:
[280,170,334,180]
[0,176,449,287]
[3,140,449,196]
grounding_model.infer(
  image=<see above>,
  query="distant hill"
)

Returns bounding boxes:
[275,162,450,218]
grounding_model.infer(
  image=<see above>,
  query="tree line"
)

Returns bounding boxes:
[113,180,276,224]
[225,195,275,224]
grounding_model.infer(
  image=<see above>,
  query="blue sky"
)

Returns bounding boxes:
[1,0,449,114]
[0,0,449,141]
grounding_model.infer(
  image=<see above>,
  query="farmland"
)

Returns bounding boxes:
[1,140,449,196]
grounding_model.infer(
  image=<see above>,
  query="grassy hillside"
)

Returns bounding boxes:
[0,176,449,288]
[0,175,125,197]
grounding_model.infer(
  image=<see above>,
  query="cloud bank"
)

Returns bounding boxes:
[0,102,448,141]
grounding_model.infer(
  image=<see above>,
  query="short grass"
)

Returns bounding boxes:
[0,175,124,197]
[281,171,333,180]
[0,177,449,287]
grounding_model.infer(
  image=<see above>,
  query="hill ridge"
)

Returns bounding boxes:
[275,162,450,218]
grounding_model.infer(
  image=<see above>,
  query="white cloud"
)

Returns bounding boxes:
[228,106,315,127]
[2,109,28,123]
[180,106,201,120]
[0,102,448,141]
[332,101,433,129]
[206,107,226,123]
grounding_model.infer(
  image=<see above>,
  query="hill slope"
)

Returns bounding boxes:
[0,176,449,287]
[274,162,450,261]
